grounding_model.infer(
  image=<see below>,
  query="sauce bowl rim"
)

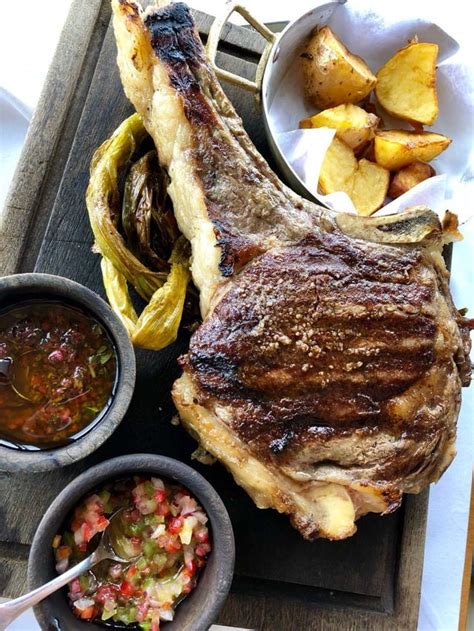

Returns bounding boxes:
[27,453,235,631]
[0,273,136,472]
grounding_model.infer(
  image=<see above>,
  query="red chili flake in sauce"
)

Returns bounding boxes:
[0,301,117,448]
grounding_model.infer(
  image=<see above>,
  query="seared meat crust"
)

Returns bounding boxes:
[112,0,472,539]
[181,231,465,495]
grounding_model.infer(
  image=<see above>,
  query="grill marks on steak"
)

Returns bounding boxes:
[112,0,472,539]
[181,232,440,445]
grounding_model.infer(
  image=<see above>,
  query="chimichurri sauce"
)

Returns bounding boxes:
[0,301,117,449]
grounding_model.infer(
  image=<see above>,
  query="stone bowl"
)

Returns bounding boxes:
[0,273,136,472]
[28,454,235,631]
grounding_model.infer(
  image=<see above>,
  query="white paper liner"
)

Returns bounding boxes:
[267,2,474,219]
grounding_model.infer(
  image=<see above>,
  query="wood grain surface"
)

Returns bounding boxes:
[0,2,429,629]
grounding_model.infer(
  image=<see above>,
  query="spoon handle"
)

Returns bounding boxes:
[0,554,94,630]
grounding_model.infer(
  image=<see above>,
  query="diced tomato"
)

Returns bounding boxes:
[156,502,170,517]
[182,582,193,595]
[195,529,209,543]
[154,489,166,503]
[164,538,181,554]
[126,565,138,580]
[185,558,197,574]
[59,476,212,626]
[120,580,135,598]
[79,605,97,620]
[195,543,211,557]
[82,522,92,542]
[95,585,118,604]
[70,579,82,594]
[96,515,109,531]
[168,516,183,535]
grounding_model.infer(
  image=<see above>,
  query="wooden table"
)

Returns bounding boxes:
[0,1,430,629]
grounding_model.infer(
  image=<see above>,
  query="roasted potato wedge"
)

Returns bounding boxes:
[374,130,450,170]
[357,139,376,161]
[318,137,357,195]
[351,160,390,215]
[300,104,379,151]
[389,161,435,198]
[319,138,389,215]
[301,26,377,109]
[375,42,439,125]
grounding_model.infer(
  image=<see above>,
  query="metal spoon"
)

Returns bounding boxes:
[0,508,136,630]
[0,352,47,403]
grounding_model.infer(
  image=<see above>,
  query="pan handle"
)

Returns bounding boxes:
[205,2,277,103]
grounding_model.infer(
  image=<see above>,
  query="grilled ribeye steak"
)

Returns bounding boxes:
[112,0,472,539]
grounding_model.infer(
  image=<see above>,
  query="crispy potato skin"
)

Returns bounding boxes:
[300,104,379,151]
[319,138,389,215]
[298,32,447,211]
[301,26,377,109]
[389,162,436,198]
[374,130,450,170]
[375,42,439,125]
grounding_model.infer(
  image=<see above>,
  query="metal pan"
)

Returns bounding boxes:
[206,1,347,201]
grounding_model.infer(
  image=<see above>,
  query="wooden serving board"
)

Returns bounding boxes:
[0,1,429,629]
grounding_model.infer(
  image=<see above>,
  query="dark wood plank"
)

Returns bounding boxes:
[18,2,113,273]
[29,13,401,601]
[0,4,429,630]
[29,17,399,601]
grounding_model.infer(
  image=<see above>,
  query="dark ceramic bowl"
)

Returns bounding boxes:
[0,273,136,472]
[28,454,235,631]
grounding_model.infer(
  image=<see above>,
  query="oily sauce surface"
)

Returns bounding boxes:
[0,301,117,449]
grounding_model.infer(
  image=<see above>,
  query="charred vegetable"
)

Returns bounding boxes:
[122,150,180,272]
[86,114,164,300]
[86,114,192,351]
[101,238,190,350]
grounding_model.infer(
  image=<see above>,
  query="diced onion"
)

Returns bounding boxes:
[178,495,197,516]
[55,558,69,574]
[74,597,95,612]
[160,608,174,621]
[152,477,165,490]
[193,510,208,525]
[151,524,166,539]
